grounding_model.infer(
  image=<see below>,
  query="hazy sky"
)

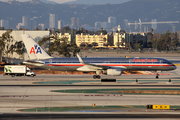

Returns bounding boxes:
[0,0,76,4]
[0,0,130,4]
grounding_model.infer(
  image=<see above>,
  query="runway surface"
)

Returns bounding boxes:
[0,57,180,119]
[1,85,180,115]
[1,113,180,119]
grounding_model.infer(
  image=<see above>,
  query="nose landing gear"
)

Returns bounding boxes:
[156,75,159,79]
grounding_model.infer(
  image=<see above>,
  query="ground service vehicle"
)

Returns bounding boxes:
[4,65,36,77]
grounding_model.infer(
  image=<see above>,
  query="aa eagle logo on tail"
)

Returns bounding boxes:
[30,45,42,54]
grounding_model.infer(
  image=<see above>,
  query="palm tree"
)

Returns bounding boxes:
[14,41,26,60]
[91,42,98,48]
[0,38,5,62]
[120,38,125,47]
[80,42,86,47]
[150,28,153,33]
[2,30,13,62]
[103,37,107,42]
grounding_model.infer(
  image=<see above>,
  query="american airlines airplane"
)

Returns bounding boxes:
[21,34,176,79]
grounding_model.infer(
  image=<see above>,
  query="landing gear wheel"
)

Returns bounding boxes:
[31,74,34,77]
[93,75,97,79]
[96,75,101,79]
[11,74,15,77]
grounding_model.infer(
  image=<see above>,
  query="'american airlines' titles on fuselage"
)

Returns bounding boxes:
[133,58,157,62]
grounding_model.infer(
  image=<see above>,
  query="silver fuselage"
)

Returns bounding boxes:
[23,57,176,72]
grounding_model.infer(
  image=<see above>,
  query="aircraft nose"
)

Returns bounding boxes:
[173,65,177,70]
[23,61,27,64]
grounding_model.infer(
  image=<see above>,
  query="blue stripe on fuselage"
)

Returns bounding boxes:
[42,57,173,65]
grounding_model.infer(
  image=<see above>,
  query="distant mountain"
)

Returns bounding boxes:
[0,0,180,33]
[39,0,57,4]
[64,0,132,4]
[0,0,57,4]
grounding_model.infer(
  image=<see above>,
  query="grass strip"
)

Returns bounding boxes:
[21,105,180,112]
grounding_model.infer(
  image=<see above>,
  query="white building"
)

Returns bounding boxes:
[16,23,24,30]
[16,16,29,30]
[108,17,116,28]
[114,33,126,47]
[58,20,64,29]
[151,19,157,30]
[135,21,138,30]
[102,22,111,29]
[76,33,108,47]
[95,21,102,30]
[50,33,72,46]
[0,19,9,29]
[30,19,37,30]
[49,14,58,29]
[124,19,129,28]
[22,16,29,29]
[38,23,45,30]
[77,18,80,28]
[117,25,121,32]
[71,17,76,27]
[95,21,102,27]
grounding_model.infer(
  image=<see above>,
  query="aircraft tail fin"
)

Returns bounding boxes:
[21,34,52,60]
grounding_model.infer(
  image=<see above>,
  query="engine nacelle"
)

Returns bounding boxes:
[105,68,122,76]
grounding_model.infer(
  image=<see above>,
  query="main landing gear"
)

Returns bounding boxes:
[93,75,101,79]
[93,70,101,79]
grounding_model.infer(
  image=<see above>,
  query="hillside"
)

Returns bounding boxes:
[0,0,180,32]
[64,0,131,4]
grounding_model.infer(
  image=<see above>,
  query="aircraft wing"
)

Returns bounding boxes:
[84,63,109,70]
[23,60,45,66]
[76,54,110,71]
[24,60,45,64]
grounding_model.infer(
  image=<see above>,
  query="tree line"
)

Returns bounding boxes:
[147,31,179,51]
[1,29,180,63]
[38,35,80,57]
[0,30,25,62]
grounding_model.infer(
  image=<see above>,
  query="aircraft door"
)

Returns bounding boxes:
[160,60,163,67]
[129,59,132,66]
[49,59,52,63]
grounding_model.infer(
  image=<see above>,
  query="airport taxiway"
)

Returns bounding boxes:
[1,85,180,113]
[1,73,180,86]
[1,71,180,119]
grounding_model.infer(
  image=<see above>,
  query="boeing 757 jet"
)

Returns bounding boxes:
[21,34,176,79]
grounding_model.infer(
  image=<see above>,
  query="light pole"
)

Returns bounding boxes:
[129,28,131,52]
[129,33,131,52]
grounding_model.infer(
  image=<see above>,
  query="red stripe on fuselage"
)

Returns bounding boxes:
[47,64,174,67]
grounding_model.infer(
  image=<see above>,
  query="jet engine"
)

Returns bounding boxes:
[103,68,122,76]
